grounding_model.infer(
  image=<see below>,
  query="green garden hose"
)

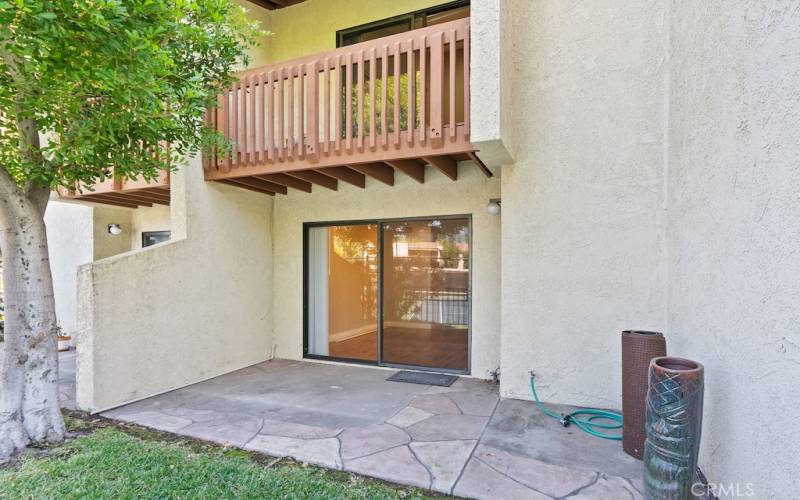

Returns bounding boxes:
[529,372,623,441]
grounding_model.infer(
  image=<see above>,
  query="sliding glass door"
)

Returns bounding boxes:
[307,223,378,362]
[381,218,470,370]
[305,216,470,372]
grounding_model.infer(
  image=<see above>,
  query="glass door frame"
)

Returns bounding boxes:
[302,214,472,375]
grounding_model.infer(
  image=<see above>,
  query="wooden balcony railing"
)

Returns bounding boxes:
[204,17,489,193]
[58,169,170,208]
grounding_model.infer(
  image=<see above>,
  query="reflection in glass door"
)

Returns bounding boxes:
[306,224,378,362]
[305,217,470,372]
[381,218,470,371]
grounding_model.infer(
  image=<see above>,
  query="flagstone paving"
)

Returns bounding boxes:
[62,357,645,499]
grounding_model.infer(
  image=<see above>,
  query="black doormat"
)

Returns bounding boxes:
[386,370,458,387]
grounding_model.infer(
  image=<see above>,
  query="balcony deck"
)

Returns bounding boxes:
[58,170,170,209]
[204,17,490,196]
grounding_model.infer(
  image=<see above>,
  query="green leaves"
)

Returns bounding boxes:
[0,0,261,191]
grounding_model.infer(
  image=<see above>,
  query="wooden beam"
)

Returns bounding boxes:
[423,155,458,181]
[246,0,285,10]
[254,173,312,193]
[81,195,140,209]
[92,192,153,207]
[230,176,288,194]
[116,192,169,206]
[216,179,276,196]
[467,151,493,178]
[386,159,425,183]
[135,189,171,202]
[317,166,365,188]
[285,170,338,190]
[348,162,394,186]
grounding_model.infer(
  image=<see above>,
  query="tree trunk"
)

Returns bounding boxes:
[0,177,64,462]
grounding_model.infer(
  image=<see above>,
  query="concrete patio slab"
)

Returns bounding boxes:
[345,445,431,489]
[246,434,342,469]
[339,423,410,460]
[60,356,646,498]
[410,439,476,492]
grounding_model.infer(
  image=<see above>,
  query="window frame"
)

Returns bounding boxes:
[335,0,470,48]
[141,230,171,248]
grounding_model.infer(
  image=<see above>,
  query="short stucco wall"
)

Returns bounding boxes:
[271,165,501,378]
[45,201,94,338]
[76,157,273,412]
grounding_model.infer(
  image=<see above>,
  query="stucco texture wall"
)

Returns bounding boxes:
[76,158,273,411]
[272,165,501,378]
[262,0,448,64]
[499,0,668,408]
[129,204,171,250]
[666,1,800,495]
[499,0,799,494]
[91,205,133,260]
[45,201,94,338]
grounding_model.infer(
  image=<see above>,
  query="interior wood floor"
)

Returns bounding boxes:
[328,326,468,370]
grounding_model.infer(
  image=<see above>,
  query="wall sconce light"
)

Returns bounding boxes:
[487,198,501,216]
[107,223,123,235]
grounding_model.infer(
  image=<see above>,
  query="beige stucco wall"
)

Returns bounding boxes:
[500,0,668,406]
[45,200,170,345]
[469,0,513,167]
[45,201,94,338]
[76,158,273,411]
[91,205,133,260]
[264,0,449,64]
[498,0,799,494]
[130,204,171,250]
[665,2,800,496]
[234,0,272,67]
[272,165,501,378]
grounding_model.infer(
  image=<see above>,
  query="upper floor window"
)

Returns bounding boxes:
[336,0,469,47]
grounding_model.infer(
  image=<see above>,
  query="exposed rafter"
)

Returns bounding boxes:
[285,170,338,190]
[386,159,425,183]
[348,162,395,186]
[246,0,305,10]
[317,167,365,188]
[423,155,458,181]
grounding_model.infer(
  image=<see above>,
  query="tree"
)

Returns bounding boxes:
[0,0,259,461]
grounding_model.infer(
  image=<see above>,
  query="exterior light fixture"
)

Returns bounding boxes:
[487,198,501,216]
[107,223,123,235]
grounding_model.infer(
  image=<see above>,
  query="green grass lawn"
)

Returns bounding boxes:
[0,421,437,500]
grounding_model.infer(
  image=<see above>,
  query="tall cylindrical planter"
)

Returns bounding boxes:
[621,330,667,459]
[644,357,704,500]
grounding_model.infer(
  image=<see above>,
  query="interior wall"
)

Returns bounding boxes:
[44,201,94,339]
[272,165,501,378]
[666,1,800,496]
[327,225,378,340]
[76,157,273,412]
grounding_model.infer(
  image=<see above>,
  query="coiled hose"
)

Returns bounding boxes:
[529,372,623,441]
